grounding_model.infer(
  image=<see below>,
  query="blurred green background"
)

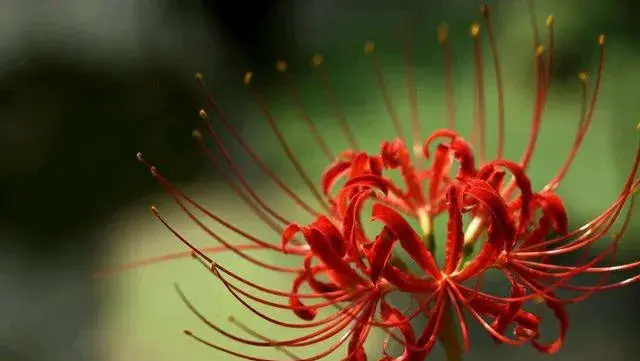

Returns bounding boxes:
[1,0,639,360]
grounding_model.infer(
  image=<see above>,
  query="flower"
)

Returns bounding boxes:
[111,2,640,361]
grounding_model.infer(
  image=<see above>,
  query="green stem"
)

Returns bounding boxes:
[438,304,463,361]
[415,294,463,361]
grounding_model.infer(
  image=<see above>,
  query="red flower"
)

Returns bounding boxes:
[104,2,640,361]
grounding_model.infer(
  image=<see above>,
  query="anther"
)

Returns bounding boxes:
[546,15,554,27]
[275,60,288,72]
[418,207,435,252]
[463,216,485,247]
[598,34,605,46]
[244,71,253,85]
[470,23,480,37]
[438,23,449,44]
[194,73,203,80]
[364,41,375,54]
[311,54,323,67]
[192,129,202,140]
[578,72,589,83]
[199,109,208,119]
[136,152,145,162]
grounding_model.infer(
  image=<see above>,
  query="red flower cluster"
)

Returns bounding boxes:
[120,3,640,361]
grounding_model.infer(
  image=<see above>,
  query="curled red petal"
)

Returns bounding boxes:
[291,220,368,287]
[367,227,397,282]
[429,143,452,205]
[455,179,515,280]
[423,129,458,158]
[321,160,351,197]
[303,253,341,295]
[424,130,476,178]
[466,290,540,332]
[491,276,526,343]
[532,299,568,354]
[381,139,425,205]
[462,179,515,243]
[343,189,375,261]
[444,185,464,274]
[449,138,477,178]
[383,265,438,292]
[350,152,374,177]
[282,223,301,253]
[289,272,317,321]
[478,160,533,236]
[369,155,384,176]
[485,169,506,191]
[311,216,346,257]
[371,203,441,278]
[337,175,388,218]
[537,193,568,234]
[303,226,367,286]
[343,174,390,194]
[381,140,402,168]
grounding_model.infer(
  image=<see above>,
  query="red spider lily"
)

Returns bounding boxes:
[101,2,640,361]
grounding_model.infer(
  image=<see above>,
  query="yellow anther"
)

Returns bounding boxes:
[470,23,480,38]
[275,60,287,72]
[536,45,545,56]
[199,109,208,119]
[243,71,253,84]
[546,15,554,27]
[438,23,448,44]
[417,207,433,237]
[311,54,324,67]
[578,72,589,82]
[598,34,605,45]
[364,41,375,54]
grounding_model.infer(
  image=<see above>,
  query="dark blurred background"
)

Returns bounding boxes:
[1,0,639,360]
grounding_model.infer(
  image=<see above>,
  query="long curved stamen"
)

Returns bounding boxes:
[310,55,360,150]
[544,15,555,89]
[365,41,406,143]
[544,35,606,191]
[403,23,422,154]
[470,23,487,164]
[245,78,333,214]
[195,75,322,217]
[192,130,284,234]
[480,3,506,159]
[439,23,456,130]
[277,60,334,161]
[229,315,303,360]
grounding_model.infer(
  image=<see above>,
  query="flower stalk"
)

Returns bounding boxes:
[439,305,464,361]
